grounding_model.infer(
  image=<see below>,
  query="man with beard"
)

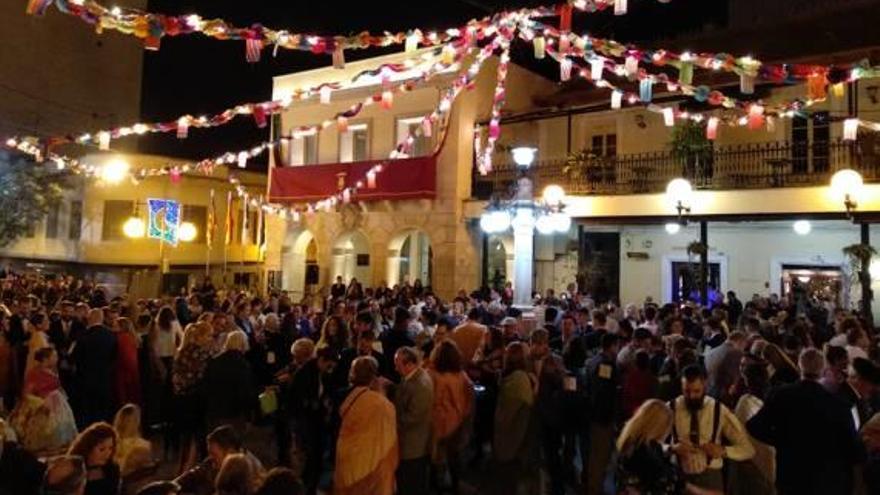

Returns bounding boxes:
[669,365,754,492]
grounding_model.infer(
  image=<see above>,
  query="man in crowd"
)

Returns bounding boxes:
[669,365,754,491]
[392,347,434,495]
[837,357,880,430]
[584,333,621,495]
[705,331,748,406]
[175,425,265,495]
[71,308,117,427]
[747,349,863,495]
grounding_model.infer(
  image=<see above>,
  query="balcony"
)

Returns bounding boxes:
[269,154,437,203]
[472,139,880,200]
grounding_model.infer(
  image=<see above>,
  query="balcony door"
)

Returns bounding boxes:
[792,111,829,174]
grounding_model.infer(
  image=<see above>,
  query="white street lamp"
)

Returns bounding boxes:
[542,184,566,206]
[122,217,145,239]
[665,178,693,216]
[792,220,812,236]
[830,169,863,216]
[511,146,537,168]
[179,221,198,242]
[535,214,556,235]
[665,222,681,235]
[101,158,130,185]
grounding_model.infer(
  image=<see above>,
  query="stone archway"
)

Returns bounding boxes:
[332,230,371,284]
[388,229,433,287]
[281,228,317,301]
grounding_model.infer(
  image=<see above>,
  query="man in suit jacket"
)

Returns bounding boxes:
[392,347,434,495]
[837,357,880,430]
[747,348,863,495]
[704,331,748,406]
[71,308,117,427]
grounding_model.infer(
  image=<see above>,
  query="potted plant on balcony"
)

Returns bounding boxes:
[670,121,713,184]
[564,148,599,192]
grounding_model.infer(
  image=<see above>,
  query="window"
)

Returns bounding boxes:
[288,130,318,165]
[45,203,60,239]
[25,222,36,238]
[396,117,431,157]
[590,134,617,157]
[339,123,369,163]
[102,200,133,241]
[181,205,207,243]
[68,201,82,240]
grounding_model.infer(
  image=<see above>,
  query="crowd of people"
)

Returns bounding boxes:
[0,269,879,495]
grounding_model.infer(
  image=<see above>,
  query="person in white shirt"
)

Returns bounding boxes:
[732,360,776,494]
[669,365,755,492]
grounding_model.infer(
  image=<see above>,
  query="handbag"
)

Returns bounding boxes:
[259,389,278,416]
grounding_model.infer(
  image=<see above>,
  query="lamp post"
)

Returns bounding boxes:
[665,178,708,306]
[830,169,872,321]
[480,147,570,310]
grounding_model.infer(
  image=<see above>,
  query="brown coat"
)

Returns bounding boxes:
[450,321,487,364]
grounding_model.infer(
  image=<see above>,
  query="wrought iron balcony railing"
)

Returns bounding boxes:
[471,139,880,200]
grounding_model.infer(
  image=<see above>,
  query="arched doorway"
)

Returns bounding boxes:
[388,230,432,287]
[332,230,371,285]
[487,234,514,291]
[281,229,318,301]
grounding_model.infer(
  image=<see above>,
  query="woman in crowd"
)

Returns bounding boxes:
[171,322,214,472]
[428,340,474,494]
[214,453,255,495]
[730,360,775,495]
[68,422,121,495]
[114,318,142,407]
[15,346,77,452]
[201,330,258,433]
[24,312,49,376]
[317,315,349,356]
[616,399,682,494]
[154,306,183,456]
[492,342,538,495]
[112,403,153,478]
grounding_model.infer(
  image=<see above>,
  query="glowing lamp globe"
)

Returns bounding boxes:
[829,169,863,203]
[665,222,681,235]
[511,147,537,168]
[870,259,880,280]
[179,222,198,242]
[480,210,511,233]
[535,214,556,235]
[542,184,566,205]
[792,220,812,236]
[665,178,693,208]
[122,217,145,238]
[550,212,571,233]
[101,158,130,184]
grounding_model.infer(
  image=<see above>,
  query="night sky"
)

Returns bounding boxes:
[138,0,728,167]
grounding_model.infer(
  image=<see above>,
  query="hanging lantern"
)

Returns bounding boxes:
[843,118,860,141]
[405,32,419,53]
[706,117,719,140]
[252,105,267,128]
[320,85,332,104]
[832,82,846,99]
[422,118,433,138]
[332,43,345,69]
[381,90,394,110]
[366,169,377,188]
[98,131,111,151]
[533,36,546,59]
[441,45,456,65]
[237,151,249,169]
[560,58,572,81]
[176,117,189,139]
[590,57,604,80]
[662,107,675,127]
[337,116,349,133]
[170,167,182,184]
[748,104,765,130]
[245,39,262,63]
[625,55,639,80]
[615,0,628,15]
[342,188,351,204]
[740,73,755,94]
[679,62,694,85]
[807,72,828,100]
[639,78,653,102]
[611,90,623,109]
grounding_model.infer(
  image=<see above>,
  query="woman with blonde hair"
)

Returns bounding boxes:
[215,453,255,495]
[317,315,349,356]
[112,403,153,477]
[171,322,214,472]
[616,399,682,494]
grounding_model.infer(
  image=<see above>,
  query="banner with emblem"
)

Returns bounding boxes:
[147,198,181,246]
